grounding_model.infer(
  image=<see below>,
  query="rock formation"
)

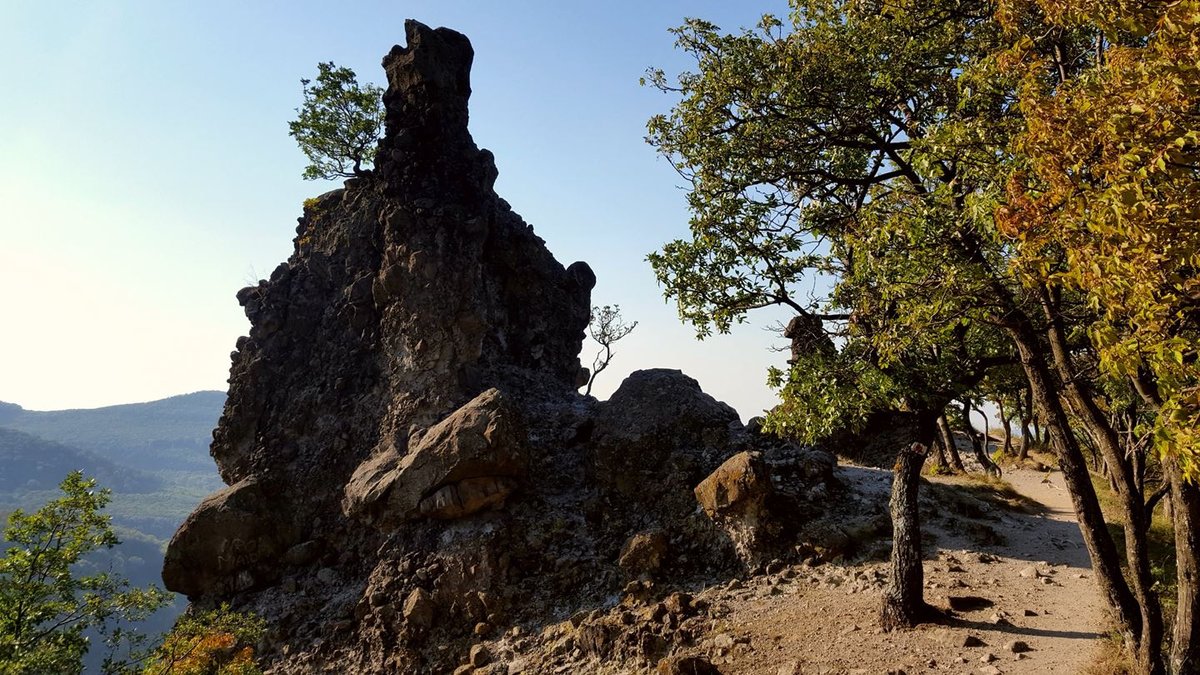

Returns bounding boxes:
[164,20,843,673]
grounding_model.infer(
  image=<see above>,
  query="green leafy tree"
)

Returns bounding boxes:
[647,0,1199,668]
[645,0,1013,629]
[0,471,170,674]
[287,62,384,180]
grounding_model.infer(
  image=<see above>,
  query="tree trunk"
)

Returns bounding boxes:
[937,413,965,472]
[960,400,1000,476]
[931,438,950,473]
[880,440,934,631]
[1039,291,1163,674]
[1167,457,1200,674]
[998,399,1014,456]
[1004,318,1145,665]
[978,402,991,454]
[1019,386,1033,461]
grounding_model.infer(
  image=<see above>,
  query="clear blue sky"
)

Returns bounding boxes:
[0,1,795,418]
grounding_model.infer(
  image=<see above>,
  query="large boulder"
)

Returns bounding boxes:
[343,388,527,525]
[162,478,298,598]
[694,451,776,568]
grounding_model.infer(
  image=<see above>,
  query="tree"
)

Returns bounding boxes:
[646,0,1011,629]
[140,603,264,675]
[288,62,384,180]
[0,472,170,674]
[646,0,1198,669]
[583,305,638,396]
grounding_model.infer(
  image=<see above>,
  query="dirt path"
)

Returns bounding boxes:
[496,464,1108,674]
[694,466,1106,674]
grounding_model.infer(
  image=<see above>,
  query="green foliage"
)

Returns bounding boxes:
[288,62,384,180]
[765,346,901,442]
[0,472,170,674]
[646,0,1016,437]
[140,604,264,675]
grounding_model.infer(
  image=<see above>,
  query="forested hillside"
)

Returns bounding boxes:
[0,391,226,671]
[0,427,161,493]
[0,392,225,538]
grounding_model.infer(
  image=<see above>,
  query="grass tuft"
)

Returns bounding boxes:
[1082,632,1133,675]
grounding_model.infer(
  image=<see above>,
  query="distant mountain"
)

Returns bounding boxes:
[0,391,228,673]
[0,391,226,472]
[0,390,227,539]
[0,427,161,493]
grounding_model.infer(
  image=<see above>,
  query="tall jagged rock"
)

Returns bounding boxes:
[164,20,839,673]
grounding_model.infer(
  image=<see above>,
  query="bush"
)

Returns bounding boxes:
[140,603,265,675]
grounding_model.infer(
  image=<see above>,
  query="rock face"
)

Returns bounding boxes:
[163,20,840,674]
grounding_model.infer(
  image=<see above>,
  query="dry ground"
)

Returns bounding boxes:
[683,466,1104,674]
[492,463,1106,675]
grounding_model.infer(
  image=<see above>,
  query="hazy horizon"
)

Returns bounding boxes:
[1,1,794,419]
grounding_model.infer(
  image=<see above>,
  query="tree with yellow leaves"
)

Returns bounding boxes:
[999,2,1200,671]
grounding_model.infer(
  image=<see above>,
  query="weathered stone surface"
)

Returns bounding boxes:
[593,369,742,483]
[162,478,297,598]
[403,587,435,628]
[618,529,669,579]
[657,655,722,675]
[342,388,527,524]
[694,451,775,567]
[695,451,771,520]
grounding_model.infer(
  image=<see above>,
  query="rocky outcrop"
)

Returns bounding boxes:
[163,20,843,674]
[593,368,742,490]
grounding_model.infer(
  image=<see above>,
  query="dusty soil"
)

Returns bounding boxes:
[704,466,1105,674]
[490,463,1106,675]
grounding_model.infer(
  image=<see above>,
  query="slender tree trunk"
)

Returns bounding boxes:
[1039,291,1163,674]
[1019,386,1033,461]
[938,413,965,472]
[931,437,950,473]
[1005,318,1144,659]
[960,400,1000,476]
[880,438,934,631]
[1166,457,1200,674]
[978,402,991,454]
[998,399,1014,456]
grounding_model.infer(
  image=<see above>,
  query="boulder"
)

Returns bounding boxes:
[403,588,435,628]
[694,451,776,567]
[162,478,297,598]
[618,529,669,579]
[343,388,528,524]
[593,369,741,482]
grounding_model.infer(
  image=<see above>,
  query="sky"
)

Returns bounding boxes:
[0,1,797,418]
